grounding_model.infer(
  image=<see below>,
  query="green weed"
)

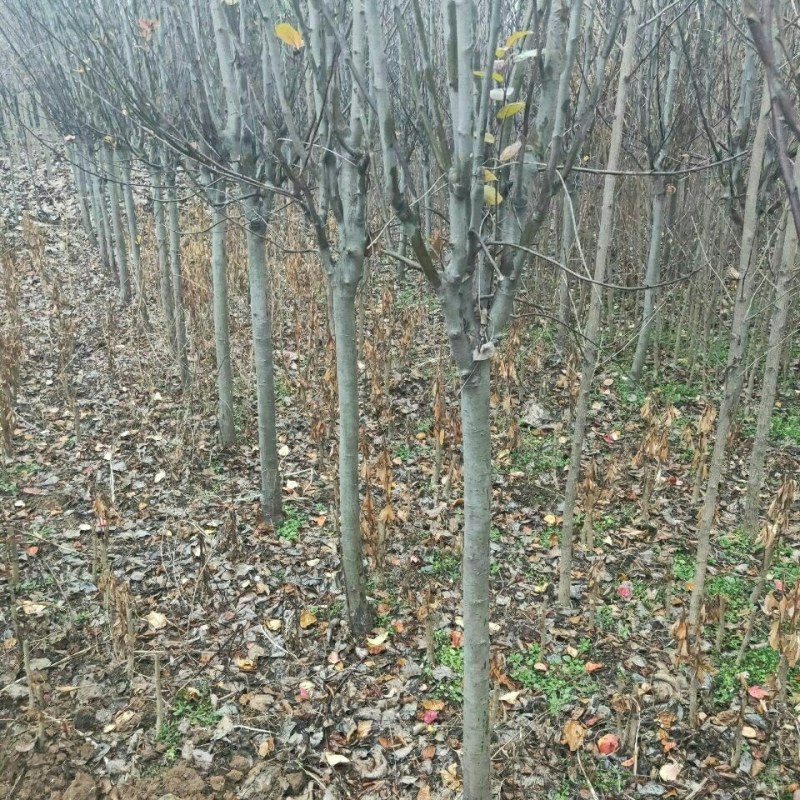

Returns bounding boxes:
[422,551,460,582]
[673,551,694,582]
[278,506,302,541]
[714,648,779,705]
[507,644,598,715]
[769,408,800,445]
[511,432,567,475]
[428,629,464,702]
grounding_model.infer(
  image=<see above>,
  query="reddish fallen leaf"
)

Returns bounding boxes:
[616,584,632,599]
[26,546,39,556]
[422,710,438,724]
[584,662,604,673]
[747,685,769,699]
[596,733,620,755]
[450,629,463,647]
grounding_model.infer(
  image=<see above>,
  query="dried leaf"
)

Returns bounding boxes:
[561,719,586,752]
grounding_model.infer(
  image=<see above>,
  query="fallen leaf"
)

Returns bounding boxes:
[145,610,167,630]
[659,762,682,781]
[325,751,350,767]
[561,719,586,752]
[366,630,388,647]
[299,609,317,629]
[596,733,620,755]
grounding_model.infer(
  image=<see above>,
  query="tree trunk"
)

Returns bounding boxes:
[118,151,148,326]
[332,280,372,634]
[165,167,190,386]
[558,0,642,609]
[70,144,93,240]
[743,158,800,532]
[90,157,115,277]
[688,81,772,626]
[460,358,491,800]
[102,144,131,303]
[209,182,235,448]
[244,193,282,524]
[150,163,176,352]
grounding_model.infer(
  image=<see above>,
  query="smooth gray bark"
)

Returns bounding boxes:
[558,0,642,609]
[743,157,800,531]
[70,143,93,240]
[332,282,372,633]
[118,151,146,322]
[631,27,681,382]
[102,144,131,303]
[149,163,176,352]
[90,158,115,276]
[208,182,235,448]
[244,193,282,524]
[165,167,190,386]
[688,82,772,626]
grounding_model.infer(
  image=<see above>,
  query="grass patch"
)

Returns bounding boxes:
[510,431,567,475]
[507,642,597,715]
[769,408,800,445]
[714,647,780,705]
[707,574,749,620]
[278,505,302,541]
[426,629,464,702]
[673,551,694,582]
[422,551,460,583]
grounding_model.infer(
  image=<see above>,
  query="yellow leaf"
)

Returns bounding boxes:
[274,22,303,49]
[299,609,317,629]
[495,46,508,58]
[483,185,503,206]
[475,70,504,83]
[484,132,495,144]
[483,168,498,182]
[366,630,389,647]
[505,30,533,48]
[497,101,525,120]
[499,141,522,162]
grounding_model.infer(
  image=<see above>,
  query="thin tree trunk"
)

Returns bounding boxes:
[244,193,282,524]
[165,167,190,386]
[103,144,131,303]
[209,182,235,447]
[150,163,176,351]
[460,358,491,800]
[631,28,680,382]
[558,0,642,609]
[743,159,800,532]
[333,281,372,633]
[556,180,578,356]
[688,82,772,626]
[118,151,148,326]
[90,158,115,277]
[70,144,93,239]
